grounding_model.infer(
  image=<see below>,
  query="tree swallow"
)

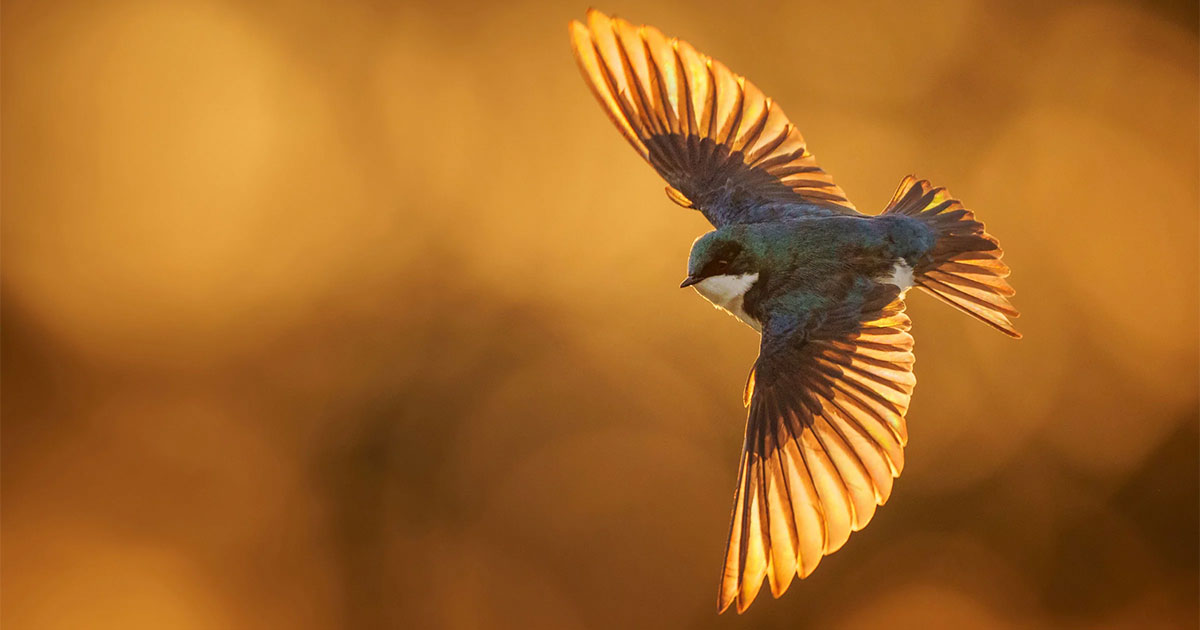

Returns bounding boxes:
[569,10,1021,614]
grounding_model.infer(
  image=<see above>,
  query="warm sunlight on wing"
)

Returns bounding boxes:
[721,290,914,613]
[569,9,858,227]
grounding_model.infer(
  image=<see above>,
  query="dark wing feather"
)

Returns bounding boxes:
[719,287,914,614]
[569,10,859,227]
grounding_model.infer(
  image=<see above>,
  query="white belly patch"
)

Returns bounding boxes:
[693,273,761,331]
[882,260,914,292]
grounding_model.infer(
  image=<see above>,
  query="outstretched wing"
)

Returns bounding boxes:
[569,10,859,227]
[719,286,915,613]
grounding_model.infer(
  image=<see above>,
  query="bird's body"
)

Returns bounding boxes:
[569,10,1021,614]
[692,215,929,330]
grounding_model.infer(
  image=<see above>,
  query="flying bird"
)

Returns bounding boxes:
[568,9,1021,615]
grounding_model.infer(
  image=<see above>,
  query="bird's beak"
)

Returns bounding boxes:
[679,275,701,288]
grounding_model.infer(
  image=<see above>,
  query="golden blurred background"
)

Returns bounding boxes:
[3,0,1197,627]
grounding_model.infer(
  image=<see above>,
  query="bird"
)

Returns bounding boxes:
[568,9,1022,614]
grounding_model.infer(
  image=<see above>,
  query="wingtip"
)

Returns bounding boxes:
[586,7,612,31]
[989,314,1023,339]
[717,588,736,614]
[767,571,793,599]
[797,552,822,579]
[568,19,594,48]
[717,566,739,614]
[572,8,604,33]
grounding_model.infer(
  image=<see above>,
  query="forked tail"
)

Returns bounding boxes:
[883,176,1021,338]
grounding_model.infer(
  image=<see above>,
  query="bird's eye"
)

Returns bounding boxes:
[712,259,730,271]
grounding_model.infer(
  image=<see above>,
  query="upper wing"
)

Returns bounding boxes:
[719,286,915,613]
[569,10,859,227]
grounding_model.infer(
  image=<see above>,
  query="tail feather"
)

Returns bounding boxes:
[884,176,1022,339]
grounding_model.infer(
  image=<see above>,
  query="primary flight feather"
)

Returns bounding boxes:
[568,9,1021,614]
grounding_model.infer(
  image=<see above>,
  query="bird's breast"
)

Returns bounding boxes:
[692,273,762,332]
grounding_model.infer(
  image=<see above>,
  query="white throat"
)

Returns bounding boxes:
[692,273,761,331]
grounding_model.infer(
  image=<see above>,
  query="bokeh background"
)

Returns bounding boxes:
[3,0,1198,628]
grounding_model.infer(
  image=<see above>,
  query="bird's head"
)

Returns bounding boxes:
[681,229,759,289]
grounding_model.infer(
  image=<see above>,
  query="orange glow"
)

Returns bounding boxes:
[3,1,1197,628]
